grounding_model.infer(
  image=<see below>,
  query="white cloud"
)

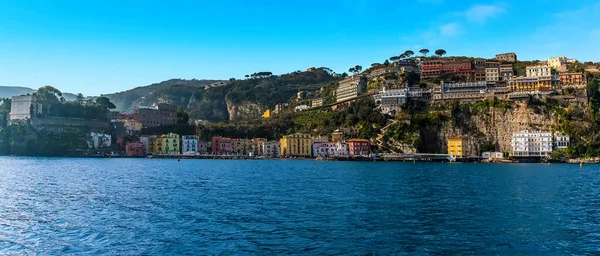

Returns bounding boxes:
[464,4,506,24]
[439,23,461,37]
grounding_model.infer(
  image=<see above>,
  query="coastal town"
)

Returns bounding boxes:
[3,50,597,162]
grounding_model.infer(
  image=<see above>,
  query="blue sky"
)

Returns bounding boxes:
[1,0,600,95]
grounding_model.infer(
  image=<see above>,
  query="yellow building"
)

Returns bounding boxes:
[508,76,557,92]
[280,133,312,157]
[447,137,465,158]
[263,109,271,118]
[149,133,180,155]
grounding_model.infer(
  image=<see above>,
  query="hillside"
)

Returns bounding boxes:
[102,79,221,112]
[103,70,341,122]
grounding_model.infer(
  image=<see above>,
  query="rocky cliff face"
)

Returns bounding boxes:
[225,100,264,121]
[419,102,557,156]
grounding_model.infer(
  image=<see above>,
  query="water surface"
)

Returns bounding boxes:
[0,158,599,254]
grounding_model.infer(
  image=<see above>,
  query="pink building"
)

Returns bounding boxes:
[126,141,145,156]
[348,139,371,156]
[211,136,234,154]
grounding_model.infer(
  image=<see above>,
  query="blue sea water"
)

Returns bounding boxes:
[0,157,599,254]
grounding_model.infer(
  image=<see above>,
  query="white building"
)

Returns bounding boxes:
[88,132,112,149]
[10,95,36,121]
[312,142,349,157]
[182,135,199,154]
[547,56,567,70]
[262,141,280,157]
[336,75,366,102]
[139,135,156,154]
[294,105,309,112]
[526,65,553,78]
[511,130,553,157]
[485,67,499,84]
[481,152,504,159]
[374,88,408,115]
[554,134,570,149]
[311,98,324,108]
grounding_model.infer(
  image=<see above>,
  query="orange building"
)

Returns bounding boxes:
[421,59,444,79]
[348,139,370,156]
[559,72,585,86]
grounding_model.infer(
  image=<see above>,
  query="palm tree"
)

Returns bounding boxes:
[419,49,430,57]
[354,65,363,74]
[390,56,400,62]
[404,50,415,58]
[398,54,407,60]
[435,49,447,58]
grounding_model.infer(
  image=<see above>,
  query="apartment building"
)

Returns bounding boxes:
[336,76,367,103]
[182,135,199,154]
[311,98,324,108]
[555,134,570,149]
[134,103,178,128]
[421,59,444,79]
[559,73,585,86]
[447,137,465,158]
[444,60,474,80]
[548,56,567,70]
[312,142,349,157]
[526,65,554,78]
[126,142,145,156]
[508,76,557,92]
[511,130,553,157]
[499,64,514,81]
[262,141,281,157]
[373,88,408,114]
[348,139,371,156]
[212,136,234,154]
[485,68,500,84]
[495,52,517,62]
[434,81,488,101]
[280,133,312,157]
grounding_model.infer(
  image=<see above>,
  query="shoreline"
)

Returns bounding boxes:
[3,154,597,164]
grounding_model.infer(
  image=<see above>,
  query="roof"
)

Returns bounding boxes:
[348,138,370,142]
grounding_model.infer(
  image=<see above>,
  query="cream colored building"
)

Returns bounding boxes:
[336,76,366,102]
[547,56,567,70]
[9,95,36,121]
[485,68,499,84]
[526,65,553,78]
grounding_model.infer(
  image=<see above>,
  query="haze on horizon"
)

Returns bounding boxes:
[1,0,599,95]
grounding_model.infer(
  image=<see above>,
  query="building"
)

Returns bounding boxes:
[348,139,370,156]
[485,68,500,84]
[10,95,37,121]
[139,135,156,154]
[336,76,367,102]
[434,81,488,101]
[481,152,503,159]
[88,132,112,149]
[499,64,514,81]
[232,139,254,155]
[311,98,324,108]
[421,59,444,79]
[511,130,553,157]
[473,69,486,82]
[548,56,568,70]
[212,136,233,154]
[447,137,465,158]
[262,141,281,157]
[280,133,312,157]
[474,59,487,70]
[443,60,474,80]
[160,133,180,155]
[486,61,500,68]
[123,120,143,135]
[554,134,570,149]
[508,76,558,92]
[182,135,199,154]
[108,111,121,121]
[526,65,554,78]
[312,142,349,157]
[295,105,309,112]
[198,141,211,154]
[369,67,399,78]
[374,88,408,114]
[252,138,267,156]
[495,52,517,62]
[134,103,178,128]
[559,73,585,87]
[262,109,271,119]
[273,103,289,114]
[126,141,145,156]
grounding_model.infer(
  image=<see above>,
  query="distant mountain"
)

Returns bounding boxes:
[0,86,78,101]
[102,79,221,112]
[0,86,35,99]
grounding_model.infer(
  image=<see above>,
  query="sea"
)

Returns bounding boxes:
[0,157,599,254]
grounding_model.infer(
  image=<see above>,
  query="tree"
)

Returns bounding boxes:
[383,60,390,66]
[419,49,430,57]
[354,65,362,74]
[404,50,414,58]
[435,49,447,58]
[349,67,355,74]
[371,63,381,67]
[33,85,63,115]
[76,93,84,102]
[229,78,236,82]
[95,96,116,109]
[245,75,250,79]
[399,53,407,60]
[390,56,400,62]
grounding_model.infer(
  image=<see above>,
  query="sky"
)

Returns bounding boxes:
[1,0,600,95]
